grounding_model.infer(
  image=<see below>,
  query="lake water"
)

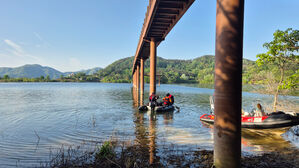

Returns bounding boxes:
[0,83,298,167]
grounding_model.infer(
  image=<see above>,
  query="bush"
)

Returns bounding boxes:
[95,141,115,160]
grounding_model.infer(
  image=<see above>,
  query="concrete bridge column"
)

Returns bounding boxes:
[132,71,136,88]
[150,37,156,95]
[214,0,244,168]
[136,64,140,92]
[136,65,140,106]
[140,58,144,104]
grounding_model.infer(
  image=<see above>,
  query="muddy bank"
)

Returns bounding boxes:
[41,140,299,168]
[241,149,299,168]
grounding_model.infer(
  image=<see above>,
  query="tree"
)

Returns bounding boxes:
[3,75,10,80]
[256,28,299,112]
[46,75,50,82]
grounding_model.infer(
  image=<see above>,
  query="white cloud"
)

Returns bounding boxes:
[33,32,51,48]
[4,39,24,55]
[0,39,87,72]
[2,39,42,64]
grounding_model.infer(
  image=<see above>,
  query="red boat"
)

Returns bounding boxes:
[200,112,299,129]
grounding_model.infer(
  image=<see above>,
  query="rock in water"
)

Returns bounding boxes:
[291,125,299,136]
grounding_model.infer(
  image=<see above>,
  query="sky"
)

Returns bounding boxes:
[0,0,298,72]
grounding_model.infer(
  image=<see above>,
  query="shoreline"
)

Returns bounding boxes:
[39,138,299,168]
[1,81,298,97]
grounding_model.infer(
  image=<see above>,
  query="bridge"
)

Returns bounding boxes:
[132,0,195,98]
[132,0,244,167]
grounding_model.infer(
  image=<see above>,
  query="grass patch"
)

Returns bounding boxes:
[95,141,115,160]
[39,138,299,168]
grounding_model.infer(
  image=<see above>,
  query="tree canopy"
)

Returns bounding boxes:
[256,28,298,111]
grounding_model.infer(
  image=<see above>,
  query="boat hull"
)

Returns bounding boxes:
[139,105,175,112]
[200,112,299,129]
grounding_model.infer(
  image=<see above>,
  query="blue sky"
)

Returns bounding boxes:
[0,0,298,72]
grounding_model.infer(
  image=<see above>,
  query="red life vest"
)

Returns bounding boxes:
[163,96,170,105]
[149,94,154,101]
[149,94,158,102]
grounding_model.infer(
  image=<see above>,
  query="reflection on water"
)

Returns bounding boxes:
[241,128,293,153]
[0,83,298,167]
[201,122,294,154]
[133,110,158,164]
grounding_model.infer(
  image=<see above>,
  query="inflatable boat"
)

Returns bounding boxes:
[139,105,175,112]
[200,112,299,129]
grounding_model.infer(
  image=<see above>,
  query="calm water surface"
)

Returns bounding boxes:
[0,83,298,167]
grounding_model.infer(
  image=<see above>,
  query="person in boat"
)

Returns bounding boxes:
[252,103,266,117]
[255,103,266,117]
[149,92,159,107]
[162,93,174,106]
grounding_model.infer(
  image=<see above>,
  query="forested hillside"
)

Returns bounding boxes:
[96,55,256,84]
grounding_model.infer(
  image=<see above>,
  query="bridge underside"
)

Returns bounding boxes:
[132,0,195,73]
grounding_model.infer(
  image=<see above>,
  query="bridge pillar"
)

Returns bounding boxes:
[136,65,140,106]
[214,0,244,168]
[132,71,134,88]
[140,58,144,104]
[136,64,140,92]
[150,37,156,95]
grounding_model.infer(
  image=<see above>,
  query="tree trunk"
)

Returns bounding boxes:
[273,68,284,112]
[273,90,278,112]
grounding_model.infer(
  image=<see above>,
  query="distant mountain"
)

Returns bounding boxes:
[0,65,102,79]
[0,64,63,79]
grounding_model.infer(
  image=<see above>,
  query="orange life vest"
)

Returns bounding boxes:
[163,95,171,105]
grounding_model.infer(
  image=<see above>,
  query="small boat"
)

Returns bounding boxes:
[139,104,175,112]
[201,96,299,129]
[200,112,299,129]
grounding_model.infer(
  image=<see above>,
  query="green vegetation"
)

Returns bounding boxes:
[59,72,100,82]
[0,72,101,82]
[0,75,54,82]
[95,55,255,85]
[95,141,115,160]
[96,55,241,84]
[256,28,298,111]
